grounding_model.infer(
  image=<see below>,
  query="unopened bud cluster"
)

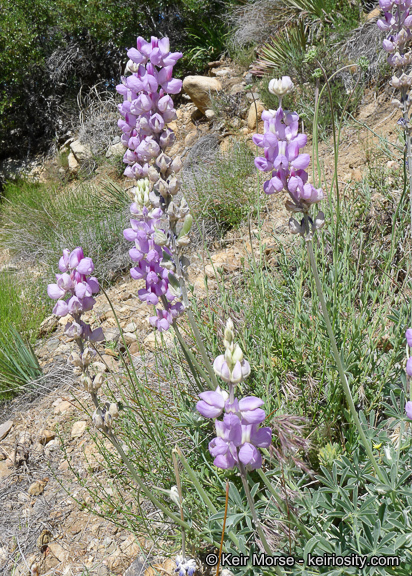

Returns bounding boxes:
[93,402,120,430]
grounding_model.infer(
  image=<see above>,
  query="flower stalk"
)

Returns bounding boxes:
[305,230,385,483]
[239,464,285,576]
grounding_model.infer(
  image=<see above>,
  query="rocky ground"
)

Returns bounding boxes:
[0,52,405,576]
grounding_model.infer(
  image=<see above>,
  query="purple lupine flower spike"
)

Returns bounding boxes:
[120,37,189,332]
[47,248,104,343]
[196,319,272,471]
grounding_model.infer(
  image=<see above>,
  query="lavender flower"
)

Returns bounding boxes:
[116,36,182,181]
[196,319,272,470]
[47,248,103,342]
[377,0,412,103]
[119,38,192,332]
[175,556,197,576]
[253,77,325,237]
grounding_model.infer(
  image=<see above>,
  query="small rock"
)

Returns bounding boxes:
[184,130,198,147]
[125,322,137,333]
[0,420,13,441]
[54,400,73,415]
[71,421,87,439]
[229,83,244,95]
[38,315,58,337]
[39,429,56,445]
[129,342,140,356]
[105,327,120,342]
[123,332,137,345]
[48,542,70,563]
[213,68,231,77]
[205,109,215,120]
[247,100,265,130]
[70,139,92,161]
[182,76,222,113]
[0,461,12,479]
[246,92,260,102]
[58,460,69,471]
[31,443,44,458]
[366,7,380,20]
[101,354,119,372]
[244,72,253,84]
[143,331,173,351]
[106,142,125,158]
[120,534,140,558]
[28,479,47,496]
[125,555,150,576]
[208,60,224,68]
[67,152,79,173]
[352,168,363,182]
[36,529,52,550]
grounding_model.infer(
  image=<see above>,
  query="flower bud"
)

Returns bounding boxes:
[153,228,168,245]
[108,403,119,418]
[93,409,105,429]
[313,211,325,230]
[92,362,106,373]
[178,214,193,237]
[232,343,244,364]
[176,234,190,247]
[223,319,235,348]
[104,411,113,428]
[93,372,104,390]
[68,352,83,368]
[156,152,171,174]
[268,76,294,98]
[289,217,302,235]
[82,348,95,367]
[155,178,169,197]
[65,322,82,339]
[147,166,160,183]
[169,486,180,506]
[82,376,93,392]
[171,156,183,174]
[167,176,181,195]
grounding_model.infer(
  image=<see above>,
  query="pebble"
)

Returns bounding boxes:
[71,421,87,439]
[0,420,13,441]
[39,429,56,445]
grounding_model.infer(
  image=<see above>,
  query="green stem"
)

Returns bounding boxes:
[176,447,241,549]
[306,238,385,483]
[239,464,285,576]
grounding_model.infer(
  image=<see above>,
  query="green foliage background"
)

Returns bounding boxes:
[0,0,230,158]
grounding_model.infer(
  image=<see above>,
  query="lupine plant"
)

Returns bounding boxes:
[46,35,412,576]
